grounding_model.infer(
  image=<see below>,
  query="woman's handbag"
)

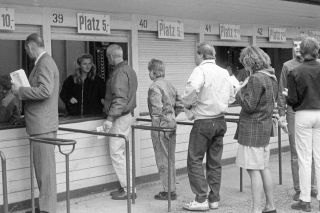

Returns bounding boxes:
[270,82,278,137]
[270,116,278,137]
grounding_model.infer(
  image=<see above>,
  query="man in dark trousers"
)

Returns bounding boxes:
[182,42,234,211]
[12,33,59,213]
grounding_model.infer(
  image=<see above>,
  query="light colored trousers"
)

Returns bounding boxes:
[30,131,57,213]
[295,110,320,202]
[108,113,133,190]
[287,107,316,192]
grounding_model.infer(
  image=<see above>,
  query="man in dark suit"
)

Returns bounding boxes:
[12,33,59,213]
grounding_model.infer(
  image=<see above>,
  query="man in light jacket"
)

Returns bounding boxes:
[182,42,234,211]
[12,33,59,213]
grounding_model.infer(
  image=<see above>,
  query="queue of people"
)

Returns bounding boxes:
[3,32,320,213]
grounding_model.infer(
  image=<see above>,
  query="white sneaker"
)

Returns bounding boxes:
[209,201,219,209]
[183,199,209,211]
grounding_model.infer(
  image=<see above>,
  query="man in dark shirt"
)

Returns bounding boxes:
[278,38,317,202]
[103,44,138,200]
[288,36,320,212]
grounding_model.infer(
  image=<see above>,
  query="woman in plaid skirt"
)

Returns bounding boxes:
[235,46,278,213]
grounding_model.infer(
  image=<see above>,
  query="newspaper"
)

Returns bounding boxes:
[96,126,106,139]
[10,69,30,87]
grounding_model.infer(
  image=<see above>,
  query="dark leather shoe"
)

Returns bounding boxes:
[262,209,277,213]
[111,191,137,200]
[291,200,311,212]
[25,208,48,213]
[311,190,318,198]
[25,208,40,213]
[154,191,177,200]
[293,191,300,201]
[109,187,124,196]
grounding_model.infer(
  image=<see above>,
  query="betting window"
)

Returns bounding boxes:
[0,39,31,127]
[51,40,128,119]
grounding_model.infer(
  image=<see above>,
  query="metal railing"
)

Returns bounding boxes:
[131,123,176,212]
[29,137,76,213]
[58,127,132,213]
[0,151,8,213]
[226,113,283,191]
[138,114,283,193]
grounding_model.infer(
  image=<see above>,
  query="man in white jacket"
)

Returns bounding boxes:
[182,42,234,211]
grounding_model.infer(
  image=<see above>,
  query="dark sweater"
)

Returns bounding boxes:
[0,93,21,124]
[287,60,320,111]
[60,75,105,116]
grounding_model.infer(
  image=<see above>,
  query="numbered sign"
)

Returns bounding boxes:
[158,20,184,40]
[138,18,149,30]
[77,13,110,34]
[0,8,15,31]
[269,28,286,42]
[220,24,240,40]
[204,24,213,34]
[51,12,64,25]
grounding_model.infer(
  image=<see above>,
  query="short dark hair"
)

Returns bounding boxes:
[300,36,319,60]
[196,42,216,60]
[25,33,45,47]
[0,75,11,91]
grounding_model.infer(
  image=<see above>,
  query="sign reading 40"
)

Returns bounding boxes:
[77,13,110,34]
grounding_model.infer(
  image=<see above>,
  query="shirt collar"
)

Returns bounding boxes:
[200,59,215,66]
[34,51,46,65]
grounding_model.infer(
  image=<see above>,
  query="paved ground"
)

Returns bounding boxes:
[18,152,320,213]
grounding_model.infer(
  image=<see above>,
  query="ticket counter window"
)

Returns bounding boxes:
[215,46,248,82]
[0,40,31,127]
[0,40,32,76]
[262,48,292,80]
[215,46,292,81]
[51,40,128,119]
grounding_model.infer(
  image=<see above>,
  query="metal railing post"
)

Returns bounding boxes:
[131,127,136,204]
[0,151,8,213]
[58,127,131,213]
[30,142,35,213]
[278,125,282,185]
[125,135,131,213]
[29,137,76,213]
[57,144,76,213]
[167,134,171,212]
[240,168,243,192]
[131,123,175,212]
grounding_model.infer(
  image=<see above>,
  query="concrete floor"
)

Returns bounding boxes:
[18,152,320,213]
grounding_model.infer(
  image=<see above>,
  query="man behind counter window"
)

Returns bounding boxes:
[12,33,59,213]
[103,44,138,200]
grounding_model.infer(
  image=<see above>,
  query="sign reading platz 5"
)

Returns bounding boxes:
[77,13,110,34]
